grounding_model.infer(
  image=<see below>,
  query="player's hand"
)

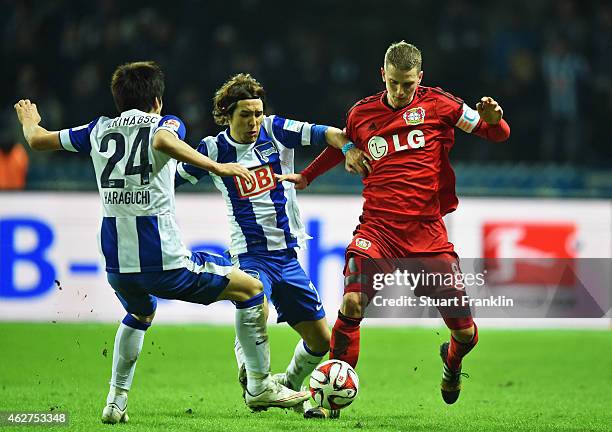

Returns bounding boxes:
[213,162,255,185]
[275,173,309,190]
[14,99,41,126]
[476,96,503,125]
[345,147,372,176]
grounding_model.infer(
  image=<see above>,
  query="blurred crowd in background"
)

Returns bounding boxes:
[2,0,611,196]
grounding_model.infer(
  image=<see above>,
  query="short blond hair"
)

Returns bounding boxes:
[212,73,266,126]
[384,41,422,71]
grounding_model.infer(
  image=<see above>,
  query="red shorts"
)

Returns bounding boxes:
[346,215,455,259]
[343,216,473,330]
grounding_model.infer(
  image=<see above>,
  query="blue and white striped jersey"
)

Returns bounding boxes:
[176,115,326,256]
[59,109,193,273]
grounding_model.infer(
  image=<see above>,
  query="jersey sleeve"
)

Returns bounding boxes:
[175,139,211,187]
[434,88,481,133]
[268,115,315,148]
[301,145,344,185]
[155,115,187,140]
[58,117,100,153]
[472,118,511,142]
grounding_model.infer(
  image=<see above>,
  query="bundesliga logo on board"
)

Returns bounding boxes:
[403,107,425,125]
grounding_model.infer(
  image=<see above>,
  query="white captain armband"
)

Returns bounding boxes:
[454,103,480,133]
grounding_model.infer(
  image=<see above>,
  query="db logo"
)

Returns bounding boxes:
[235,164,276,198]
[355,238,371,250]
[483,222,577,285]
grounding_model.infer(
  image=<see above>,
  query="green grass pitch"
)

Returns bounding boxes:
[1,323,611,431]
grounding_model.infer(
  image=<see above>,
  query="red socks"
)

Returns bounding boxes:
[447,323,479,371]
[330,311,362,368]
[330,313,478,372]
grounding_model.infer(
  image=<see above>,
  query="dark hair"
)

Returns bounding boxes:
[110,61,165,113]
[212,73,266,126]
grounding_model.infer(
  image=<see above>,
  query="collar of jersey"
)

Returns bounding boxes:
[222,128,269,148]
[380,88,421,112]
[120,108,152,117]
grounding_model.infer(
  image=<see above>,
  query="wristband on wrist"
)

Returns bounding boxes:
[341,142,355,155]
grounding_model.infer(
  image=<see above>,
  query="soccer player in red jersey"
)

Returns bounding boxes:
[279,41,510,416]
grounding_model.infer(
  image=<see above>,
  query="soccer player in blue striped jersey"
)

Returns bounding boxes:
[175,74,351,411]
[13,63,309,424]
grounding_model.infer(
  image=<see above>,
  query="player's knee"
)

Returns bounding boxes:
[304,328,331,354]
[221,274,263,303]
[452,326,475,344]
[230,269,263,300]
[132,312,155,324]
[307,339,330,355]
[244,277,263,298]
[341,293,364,318]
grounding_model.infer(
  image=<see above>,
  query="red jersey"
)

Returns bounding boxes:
[345,86,482,220]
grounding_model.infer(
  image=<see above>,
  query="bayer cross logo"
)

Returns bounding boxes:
[355,238,371,250]
[367,136,388,160]
[403,107,426,125]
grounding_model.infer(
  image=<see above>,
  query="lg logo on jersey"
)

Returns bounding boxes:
[367,130,425,160]
[235,164,277,198]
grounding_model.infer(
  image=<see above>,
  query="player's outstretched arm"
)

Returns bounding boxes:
[324,127,371,175]
[14,99,61,151]
[277,124,371,189]
[276,140,349,190]
[302,146,344,185]
[153,130,255,184]
[324,127,350,150]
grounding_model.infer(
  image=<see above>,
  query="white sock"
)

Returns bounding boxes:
[286,340,326,390]
[109,322,146,393]
[235,303,271,395]
[106,386,128,410]
[234,336,245,370]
